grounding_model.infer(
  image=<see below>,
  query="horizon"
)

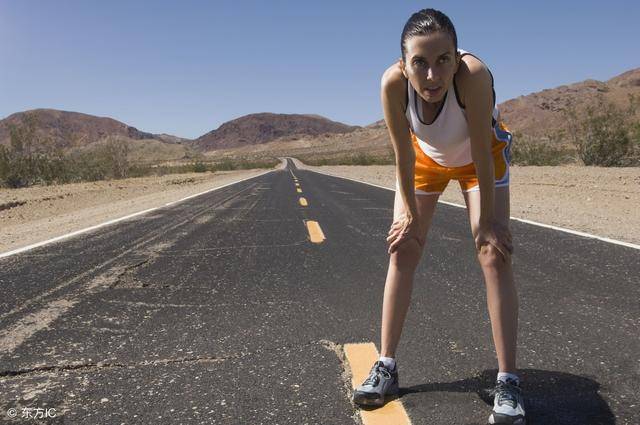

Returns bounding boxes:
[1,0,639,139]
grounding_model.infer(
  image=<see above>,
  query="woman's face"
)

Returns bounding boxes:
[400,32,460,104]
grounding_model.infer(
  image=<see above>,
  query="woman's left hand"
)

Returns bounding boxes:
[387,214,424,254]
[475,220,513,262]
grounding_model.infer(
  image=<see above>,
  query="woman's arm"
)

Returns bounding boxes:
[380,63,418,221]
[459,59,512,260]
[459,62,495,225]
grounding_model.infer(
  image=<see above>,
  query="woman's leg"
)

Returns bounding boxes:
[380,190,440,358]
[463,186,518,373]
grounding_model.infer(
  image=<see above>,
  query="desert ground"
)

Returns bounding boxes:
[1,159,638,254]
[0,167,279,254]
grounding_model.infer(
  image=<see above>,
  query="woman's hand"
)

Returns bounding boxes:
[387,215,424,254]
[475,220,513,262]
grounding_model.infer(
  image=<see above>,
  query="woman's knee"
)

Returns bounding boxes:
[390,238,424,269]
[476,243,511,269]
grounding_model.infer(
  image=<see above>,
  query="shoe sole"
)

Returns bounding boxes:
[352,382,399,407]
[488,412,526,425]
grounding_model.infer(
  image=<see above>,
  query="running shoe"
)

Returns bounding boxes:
[352,360,399,407]
[488,378,526,424]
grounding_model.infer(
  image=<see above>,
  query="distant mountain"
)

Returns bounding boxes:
[5,67,637,163]
[0,109,186,152]
[192,112,360,152]
[154,133,191,145]
[498,67,640,141]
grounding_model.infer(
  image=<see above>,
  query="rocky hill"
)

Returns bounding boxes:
[192,112,359,152]
[3,67,637,163]
[226,67,640,163]
[0,109,177,152]
[498,67,640,141]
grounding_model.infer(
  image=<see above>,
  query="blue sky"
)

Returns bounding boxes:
[1,0,638,139]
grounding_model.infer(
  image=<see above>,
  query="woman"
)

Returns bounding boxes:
[351,8,525,425]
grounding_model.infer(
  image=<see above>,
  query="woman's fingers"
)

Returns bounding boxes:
[388,233,409,253]
[495,229,513,254]
[386,232,400,243]
[388,221,403,235]
[491,240,510,262]
[389,234,424,254]
[387,225,404,242]
[476,236,511,262]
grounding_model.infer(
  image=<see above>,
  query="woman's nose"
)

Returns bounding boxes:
[424,66,438,82]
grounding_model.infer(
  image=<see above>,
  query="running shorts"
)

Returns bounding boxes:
[396,121,513,195]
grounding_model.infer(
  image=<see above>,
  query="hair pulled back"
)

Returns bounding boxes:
[400,8,458,62]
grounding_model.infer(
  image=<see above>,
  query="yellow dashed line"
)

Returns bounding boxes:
[296,188,302,193]
[299,197,308,207]
[343,342,412,425]
[305,220,325,243]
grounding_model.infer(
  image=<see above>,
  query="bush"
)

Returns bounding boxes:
[296,152,394,166]
[565,94,640,166]
[192,161,208,172]
[509,131,575,166]
[0,113,281,189]
[0,113,65,187]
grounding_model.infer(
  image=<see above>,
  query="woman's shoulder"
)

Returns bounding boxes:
[381,60,407,91]
[381,60,409,112]
[455,52,494,108]
[458,52,490,77]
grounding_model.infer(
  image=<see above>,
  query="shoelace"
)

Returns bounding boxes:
[363,363,392,386]
[492,380,521,408]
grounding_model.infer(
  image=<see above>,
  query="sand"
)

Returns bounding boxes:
[0,166,280,254]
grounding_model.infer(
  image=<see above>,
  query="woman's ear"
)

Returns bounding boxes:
[398,58,408,79]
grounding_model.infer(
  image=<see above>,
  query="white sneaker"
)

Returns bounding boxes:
[488,378,526,424]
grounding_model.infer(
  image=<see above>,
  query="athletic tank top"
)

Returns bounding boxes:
[405,48,500,167]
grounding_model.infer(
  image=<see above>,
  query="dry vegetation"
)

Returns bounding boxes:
[0,113,279,189]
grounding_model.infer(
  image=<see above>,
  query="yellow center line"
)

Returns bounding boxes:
[299,197,308,206]
[296,188,302,193]
[305,220,325,243]
[343,342,412,425]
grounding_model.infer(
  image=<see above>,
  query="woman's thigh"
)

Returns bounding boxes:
[392,189,441,243]
[462,186,510,237]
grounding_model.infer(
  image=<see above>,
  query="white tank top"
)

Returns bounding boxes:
[405,48,500,167]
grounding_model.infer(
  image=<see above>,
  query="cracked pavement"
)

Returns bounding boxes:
[0,159,638,424]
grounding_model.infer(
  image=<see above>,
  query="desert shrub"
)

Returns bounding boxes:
[297,152,394,166]
[125,157,279,177]
[565,94,639,166]
[215,157,236,171]
[0,113,280,188]
[192,161,208,172]
[0,116,133,187]
[509,131,576,166]
[0,113,64,187]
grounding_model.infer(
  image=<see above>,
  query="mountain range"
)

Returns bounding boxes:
[1,67,638,159]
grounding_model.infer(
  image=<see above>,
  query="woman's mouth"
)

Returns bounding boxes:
[425,86,442,96]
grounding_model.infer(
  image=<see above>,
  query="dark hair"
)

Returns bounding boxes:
[400,8,458,62]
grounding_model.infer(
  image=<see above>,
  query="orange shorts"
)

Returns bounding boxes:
[396,121,513,195]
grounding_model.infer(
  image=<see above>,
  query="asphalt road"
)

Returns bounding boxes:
[0,158,638,424]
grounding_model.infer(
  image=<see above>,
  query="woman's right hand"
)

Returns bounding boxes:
[387,214,424,254]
